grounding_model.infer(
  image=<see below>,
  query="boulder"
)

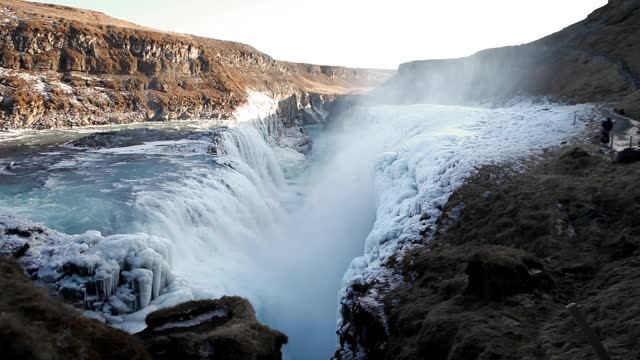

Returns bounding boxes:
[616,148,640,163]
[139,297,288,360]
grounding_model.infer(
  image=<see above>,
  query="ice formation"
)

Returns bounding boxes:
[0,215,192,331]
[334,102,593,356]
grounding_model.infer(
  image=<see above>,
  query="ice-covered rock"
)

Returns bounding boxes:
[0,215,193,330]
[334,102,593,358]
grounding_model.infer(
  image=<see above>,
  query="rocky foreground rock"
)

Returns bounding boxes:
[0,256,286,359]
[0,0,392,129]
[139,298,287,360]
[0,256,150,360]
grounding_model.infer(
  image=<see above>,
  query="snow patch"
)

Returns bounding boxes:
[232,91,279,124]
[153,309,228,331]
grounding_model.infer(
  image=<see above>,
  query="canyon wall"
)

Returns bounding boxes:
[372,0,640,116]
[0,0,392,129]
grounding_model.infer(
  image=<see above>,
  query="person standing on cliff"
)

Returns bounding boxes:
[601,117,614,144]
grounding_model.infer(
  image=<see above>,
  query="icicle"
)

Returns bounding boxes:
[131,269,153,310]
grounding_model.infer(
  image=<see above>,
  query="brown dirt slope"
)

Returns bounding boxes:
[0,0,393,129]
[0,256,151,360]
[376,145,640,359]
[374,0,640,114]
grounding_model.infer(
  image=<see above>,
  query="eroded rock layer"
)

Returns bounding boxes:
[0,0,392,129]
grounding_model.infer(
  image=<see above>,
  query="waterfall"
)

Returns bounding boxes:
[126,102,592,360]
[130,117,291,304]
[0,94,592,360]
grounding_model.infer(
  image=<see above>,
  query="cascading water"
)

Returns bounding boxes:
[123,117,379,359]
[129,121,290,302]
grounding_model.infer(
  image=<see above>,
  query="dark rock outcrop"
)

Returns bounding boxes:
[616,147,640,163]
[139,297,287,360]
[464,246,553,301]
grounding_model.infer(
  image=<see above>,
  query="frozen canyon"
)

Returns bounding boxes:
[0,93,592,359]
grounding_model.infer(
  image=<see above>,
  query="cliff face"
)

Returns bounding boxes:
[0,0,392,129]
[373,0,640,113]
[337,146,640,360]
[335,2,640,358]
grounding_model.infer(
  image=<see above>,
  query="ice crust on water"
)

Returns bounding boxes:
[153,309,229,332]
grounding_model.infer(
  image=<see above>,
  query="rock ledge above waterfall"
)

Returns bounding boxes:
[139,297,288,360]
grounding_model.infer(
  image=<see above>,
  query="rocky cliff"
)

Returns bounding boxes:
[0,0,392,129]
[372,0,640,117]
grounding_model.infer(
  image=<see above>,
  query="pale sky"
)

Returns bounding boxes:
[36,0,607,69]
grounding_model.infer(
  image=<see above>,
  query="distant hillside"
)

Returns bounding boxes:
[373,0,640,117]
[0,0,393,129]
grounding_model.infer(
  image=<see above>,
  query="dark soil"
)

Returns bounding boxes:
[381,145,640,359]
